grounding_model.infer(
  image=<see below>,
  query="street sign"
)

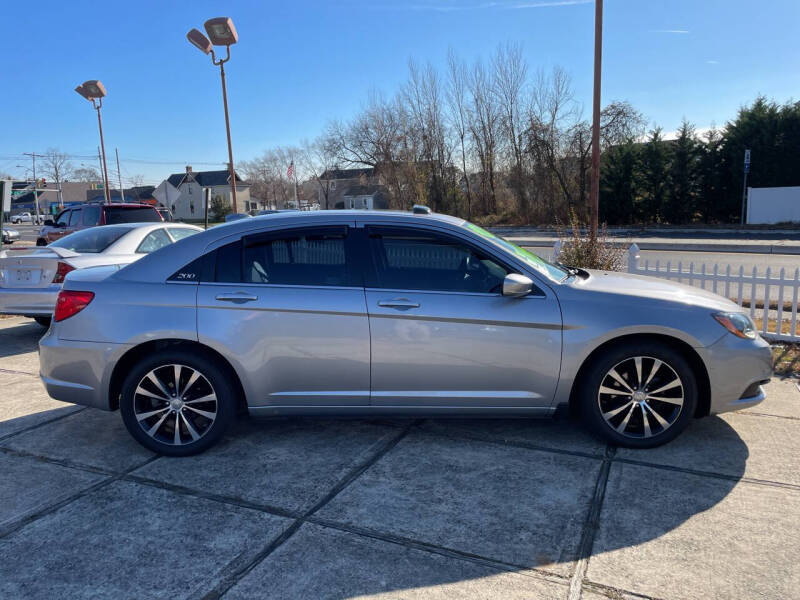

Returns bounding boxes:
[744,149,751,174]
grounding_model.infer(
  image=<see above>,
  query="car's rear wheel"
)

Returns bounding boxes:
[33,316,51,328]
[580,342,697,448]
[120,350,236,456]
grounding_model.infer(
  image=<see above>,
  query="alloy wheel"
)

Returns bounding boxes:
[597,356,684,439]
[133,364,218,446]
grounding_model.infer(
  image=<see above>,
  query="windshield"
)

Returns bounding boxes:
[49,226,132,254]
[463,222,568,283]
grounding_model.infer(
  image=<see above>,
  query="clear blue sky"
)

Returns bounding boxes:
[3,0,798,185]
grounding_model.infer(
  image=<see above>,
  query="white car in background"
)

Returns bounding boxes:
[2,227,20,244]
[0,222,202,326]
[11,212,33,224]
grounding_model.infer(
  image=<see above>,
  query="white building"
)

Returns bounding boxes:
[153,166,251,220]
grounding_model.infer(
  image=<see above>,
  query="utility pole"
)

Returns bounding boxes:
[115,148,124,202]
[589,0,603,242]
[23,152,41,224]
[740,149,751,225]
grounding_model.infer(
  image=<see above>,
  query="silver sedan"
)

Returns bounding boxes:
[39,211,773,455]
[0,222,202,326]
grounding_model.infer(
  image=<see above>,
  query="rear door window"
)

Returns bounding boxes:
[82,204,102,226]
[241,227,355,287]
[136,229,173,254]
[104,206,162,224]
[167,227,199,241]
[68,209,82,226]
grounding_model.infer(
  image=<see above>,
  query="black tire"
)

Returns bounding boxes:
[120,349,237,456]
[33,316,51,328]
[36,238,47,247]
[579,341,697,449]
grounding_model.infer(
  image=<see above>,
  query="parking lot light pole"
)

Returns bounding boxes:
[186,17,239,213]
[187,18,240,214]
[75,81,112,205]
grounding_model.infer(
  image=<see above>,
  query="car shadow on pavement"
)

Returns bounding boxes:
[0,320,45,360]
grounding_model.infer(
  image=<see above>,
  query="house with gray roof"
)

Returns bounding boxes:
[153,166,251,220]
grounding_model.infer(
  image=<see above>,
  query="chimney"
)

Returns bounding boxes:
[186,165,192,174]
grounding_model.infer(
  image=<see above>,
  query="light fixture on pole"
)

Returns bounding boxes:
[187,17,240,214]
[75,80,112,205]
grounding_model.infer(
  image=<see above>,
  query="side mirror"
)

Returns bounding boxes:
[502,273,533,298]
[44,219,54,226]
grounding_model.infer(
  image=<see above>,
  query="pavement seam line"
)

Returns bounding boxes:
[0,406,88,444]
[0,454,161,539]
[306,517,571,584]
[126,471,571,585]
[582,579,670,600]
[195,421,418,600]
[567,445,615,600]
[614,456,800,493]
[739,410,800,422]
[415,422,604,461]
[0,445,118,477]
[0,367,39,377]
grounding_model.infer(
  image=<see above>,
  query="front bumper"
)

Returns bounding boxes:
[39,327,130,410]
[2,231,20,242]
[0,285,59,316]
[697,332,774,415]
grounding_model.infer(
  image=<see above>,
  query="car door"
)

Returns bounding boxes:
[360,223,562,411]
[196,223,371,409]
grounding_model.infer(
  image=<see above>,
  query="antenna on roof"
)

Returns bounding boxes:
[412,204,431,215]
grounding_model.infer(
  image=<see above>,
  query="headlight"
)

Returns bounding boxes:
[713,312,757,339]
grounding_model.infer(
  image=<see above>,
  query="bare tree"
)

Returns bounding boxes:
[41,148,74,192]
[468,59,500,215]
[300,137,338,209]
[73,166,101,182]
[446,48,473,218]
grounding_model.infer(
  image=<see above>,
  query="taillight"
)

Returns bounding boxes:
[54,290,94,322]
[52,262,75,284]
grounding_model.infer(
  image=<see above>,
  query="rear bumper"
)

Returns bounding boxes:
[0,286,60,316]
[39,328,130,410]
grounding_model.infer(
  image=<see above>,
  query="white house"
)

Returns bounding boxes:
[153,166,251,220]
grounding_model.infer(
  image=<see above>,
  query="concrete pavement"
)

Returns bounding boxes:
[1,315,799,599]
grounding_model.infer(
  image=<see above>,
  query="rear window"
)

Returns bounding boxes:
[49,226,132,253]
[103,206,162,224]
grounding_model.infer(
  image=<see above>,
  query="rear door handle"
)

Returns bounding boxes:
[215,292,258,303]
[377,298,420,310]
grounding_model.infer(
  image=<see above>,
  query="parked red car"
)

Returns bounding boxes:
[37,203,163,245]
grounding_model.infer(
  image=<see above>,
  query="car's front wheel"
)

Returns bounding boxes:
[120,350,236,456]
[36,238,47,247]
[580,342,698,448]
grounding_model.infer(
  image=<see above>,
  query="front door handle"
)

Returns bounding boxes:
[215,292,258,304]
[377,298,420,310]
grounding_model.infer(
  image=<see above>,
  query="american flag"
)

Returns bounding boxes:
[287,161,294,180]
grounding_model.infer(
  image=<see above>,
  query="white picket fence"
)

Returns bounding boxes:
[548,241,800,343]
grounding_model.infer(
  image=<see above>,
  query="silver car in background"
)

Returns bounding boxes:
[39,211,773,456]
[0,222,202,326]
